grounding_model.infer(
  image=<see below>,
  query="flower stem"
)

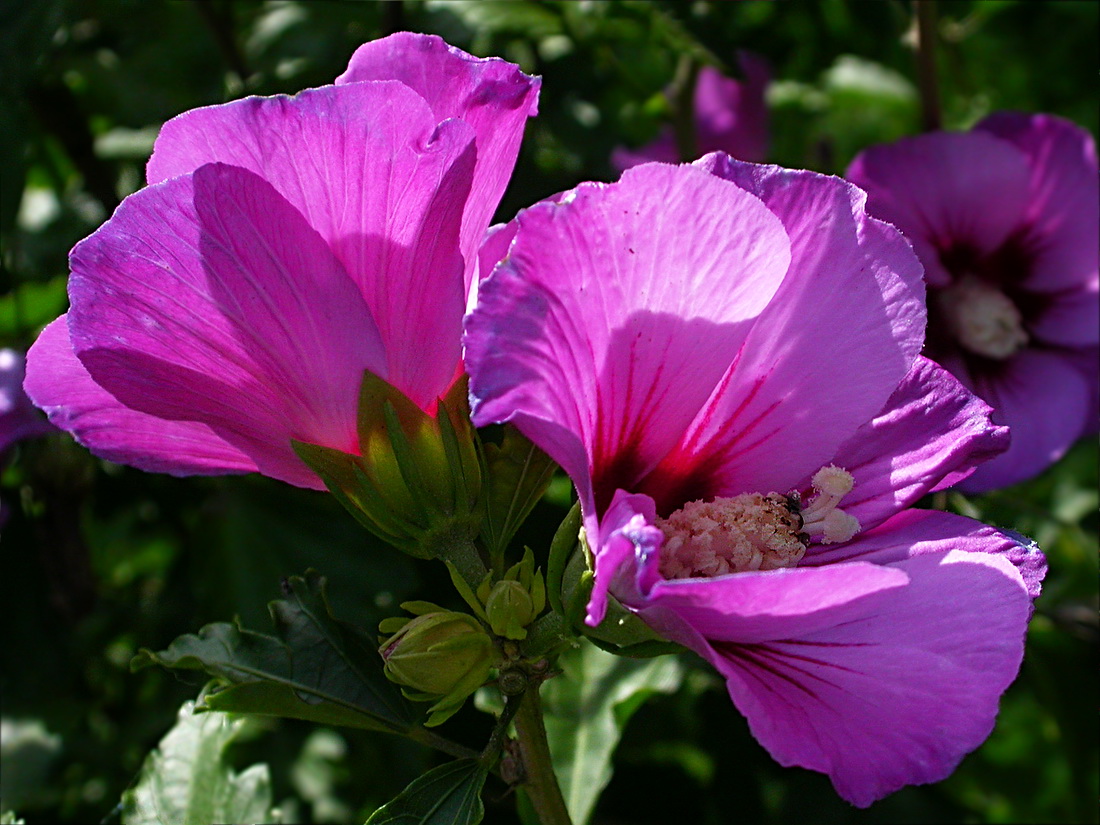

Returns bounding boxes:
[914,0,942,131]
[514,684,573,825]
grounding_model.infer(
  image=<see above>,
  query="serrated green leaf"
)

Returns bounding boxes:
[541,640,683,825]
[132,572,417,734]
[121,700,277,825]
[365,759,487,825]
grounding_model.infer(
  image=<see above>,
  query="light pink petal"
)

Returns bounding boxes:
[67,163,386,489]
[846,131,1031,287]
[641,157,925,505]
[147,82,476,408]
[644,547,1032,807]
[583,489,664,627]
[828,356,1008,530]
[337,33,540,294]
[695,53,770,163]
[976,112,1099,294]
[803,508,1045,601]
[466,163,791,513]
[956,349,1093,491]
[1,348,55,451]
[25,317,257,476]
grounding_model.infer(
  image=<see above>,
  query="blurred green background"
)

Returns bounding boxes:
[1,1,1096,823]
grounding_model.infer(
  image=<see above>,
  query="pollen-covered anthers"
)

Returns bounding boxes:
[656,493,807,580]
[799,465,861,545]
[936,274,1028,360]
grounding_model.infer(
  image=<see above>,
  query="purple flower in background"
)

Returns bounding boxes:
[1,349,54,453]
[612,52,770,170]
[466,156,1044,806]
[25,33,539,490]
[847,113,1099,491]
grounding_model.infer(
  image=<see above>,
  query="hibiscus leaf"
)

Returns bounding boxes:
[541,640,683,825]
[132,571,418,735]
[121,700,279,825]
[364,758,487,825]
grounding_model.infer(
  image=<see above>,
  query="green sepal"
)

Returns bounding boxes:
[446,561,490,624]
[295,370,484,562]
[584,637,686,659]
[478,425,557,568]
[546,503,582,615]
[400,600,450,617]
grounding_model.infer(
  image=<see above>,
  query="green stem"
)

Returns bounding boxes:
[670,54,700,162]
[481,690,524,767]
[407,727,482,762]
[436,534,489,590]
[514,685,573,825]
[914,0,941,131]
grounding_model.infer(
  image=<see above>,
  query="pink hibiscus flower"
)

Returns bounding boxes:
[2,348,55,453]
[25,33,539,489]
[847,113,1099,490]
[465,155,1044,806]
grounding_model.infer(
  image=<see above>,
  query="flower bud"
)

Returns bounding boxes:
[485,579,538,640]
[379,609,497,726]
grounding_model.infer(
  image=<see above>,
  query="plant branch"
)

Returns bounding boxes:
[407,726,482,762]
[514,684,572,825]
[914,0,941,131]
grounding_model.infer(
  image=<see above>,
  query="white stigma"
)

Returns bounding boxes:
[937,275,1028,359]
[799,465,861,545]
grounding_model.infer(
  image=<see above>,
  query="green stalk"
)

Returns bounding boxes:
[513,685,573,825]
[914,0,941,131]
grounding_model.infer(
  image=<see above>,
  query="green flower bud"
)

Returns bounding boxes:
[485,579,538,640]
[379,610,496,726]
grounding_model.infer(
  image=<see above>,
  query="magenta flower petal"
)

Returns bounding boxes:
[846,131,1031,287]
[65,163,386,488]
[1,348,55,452]
[960,348,1093,491]
[146,81,477,408]
[337,32,540,292]
[646,157,924,500]
[664,549,1032,807]
[829,356,1008,530]
[976,112,1099,293]
[26,318,256,476]
[804,508,1045,601]
[467,162,792,512]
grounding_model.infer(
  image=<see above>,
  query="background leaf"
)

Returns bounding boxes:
[541,640,684,825]
[121,700,278,825]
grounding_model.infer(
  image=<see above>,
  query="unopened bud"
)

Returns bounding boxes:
[379,610,497,725]
[486,580,538,640]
